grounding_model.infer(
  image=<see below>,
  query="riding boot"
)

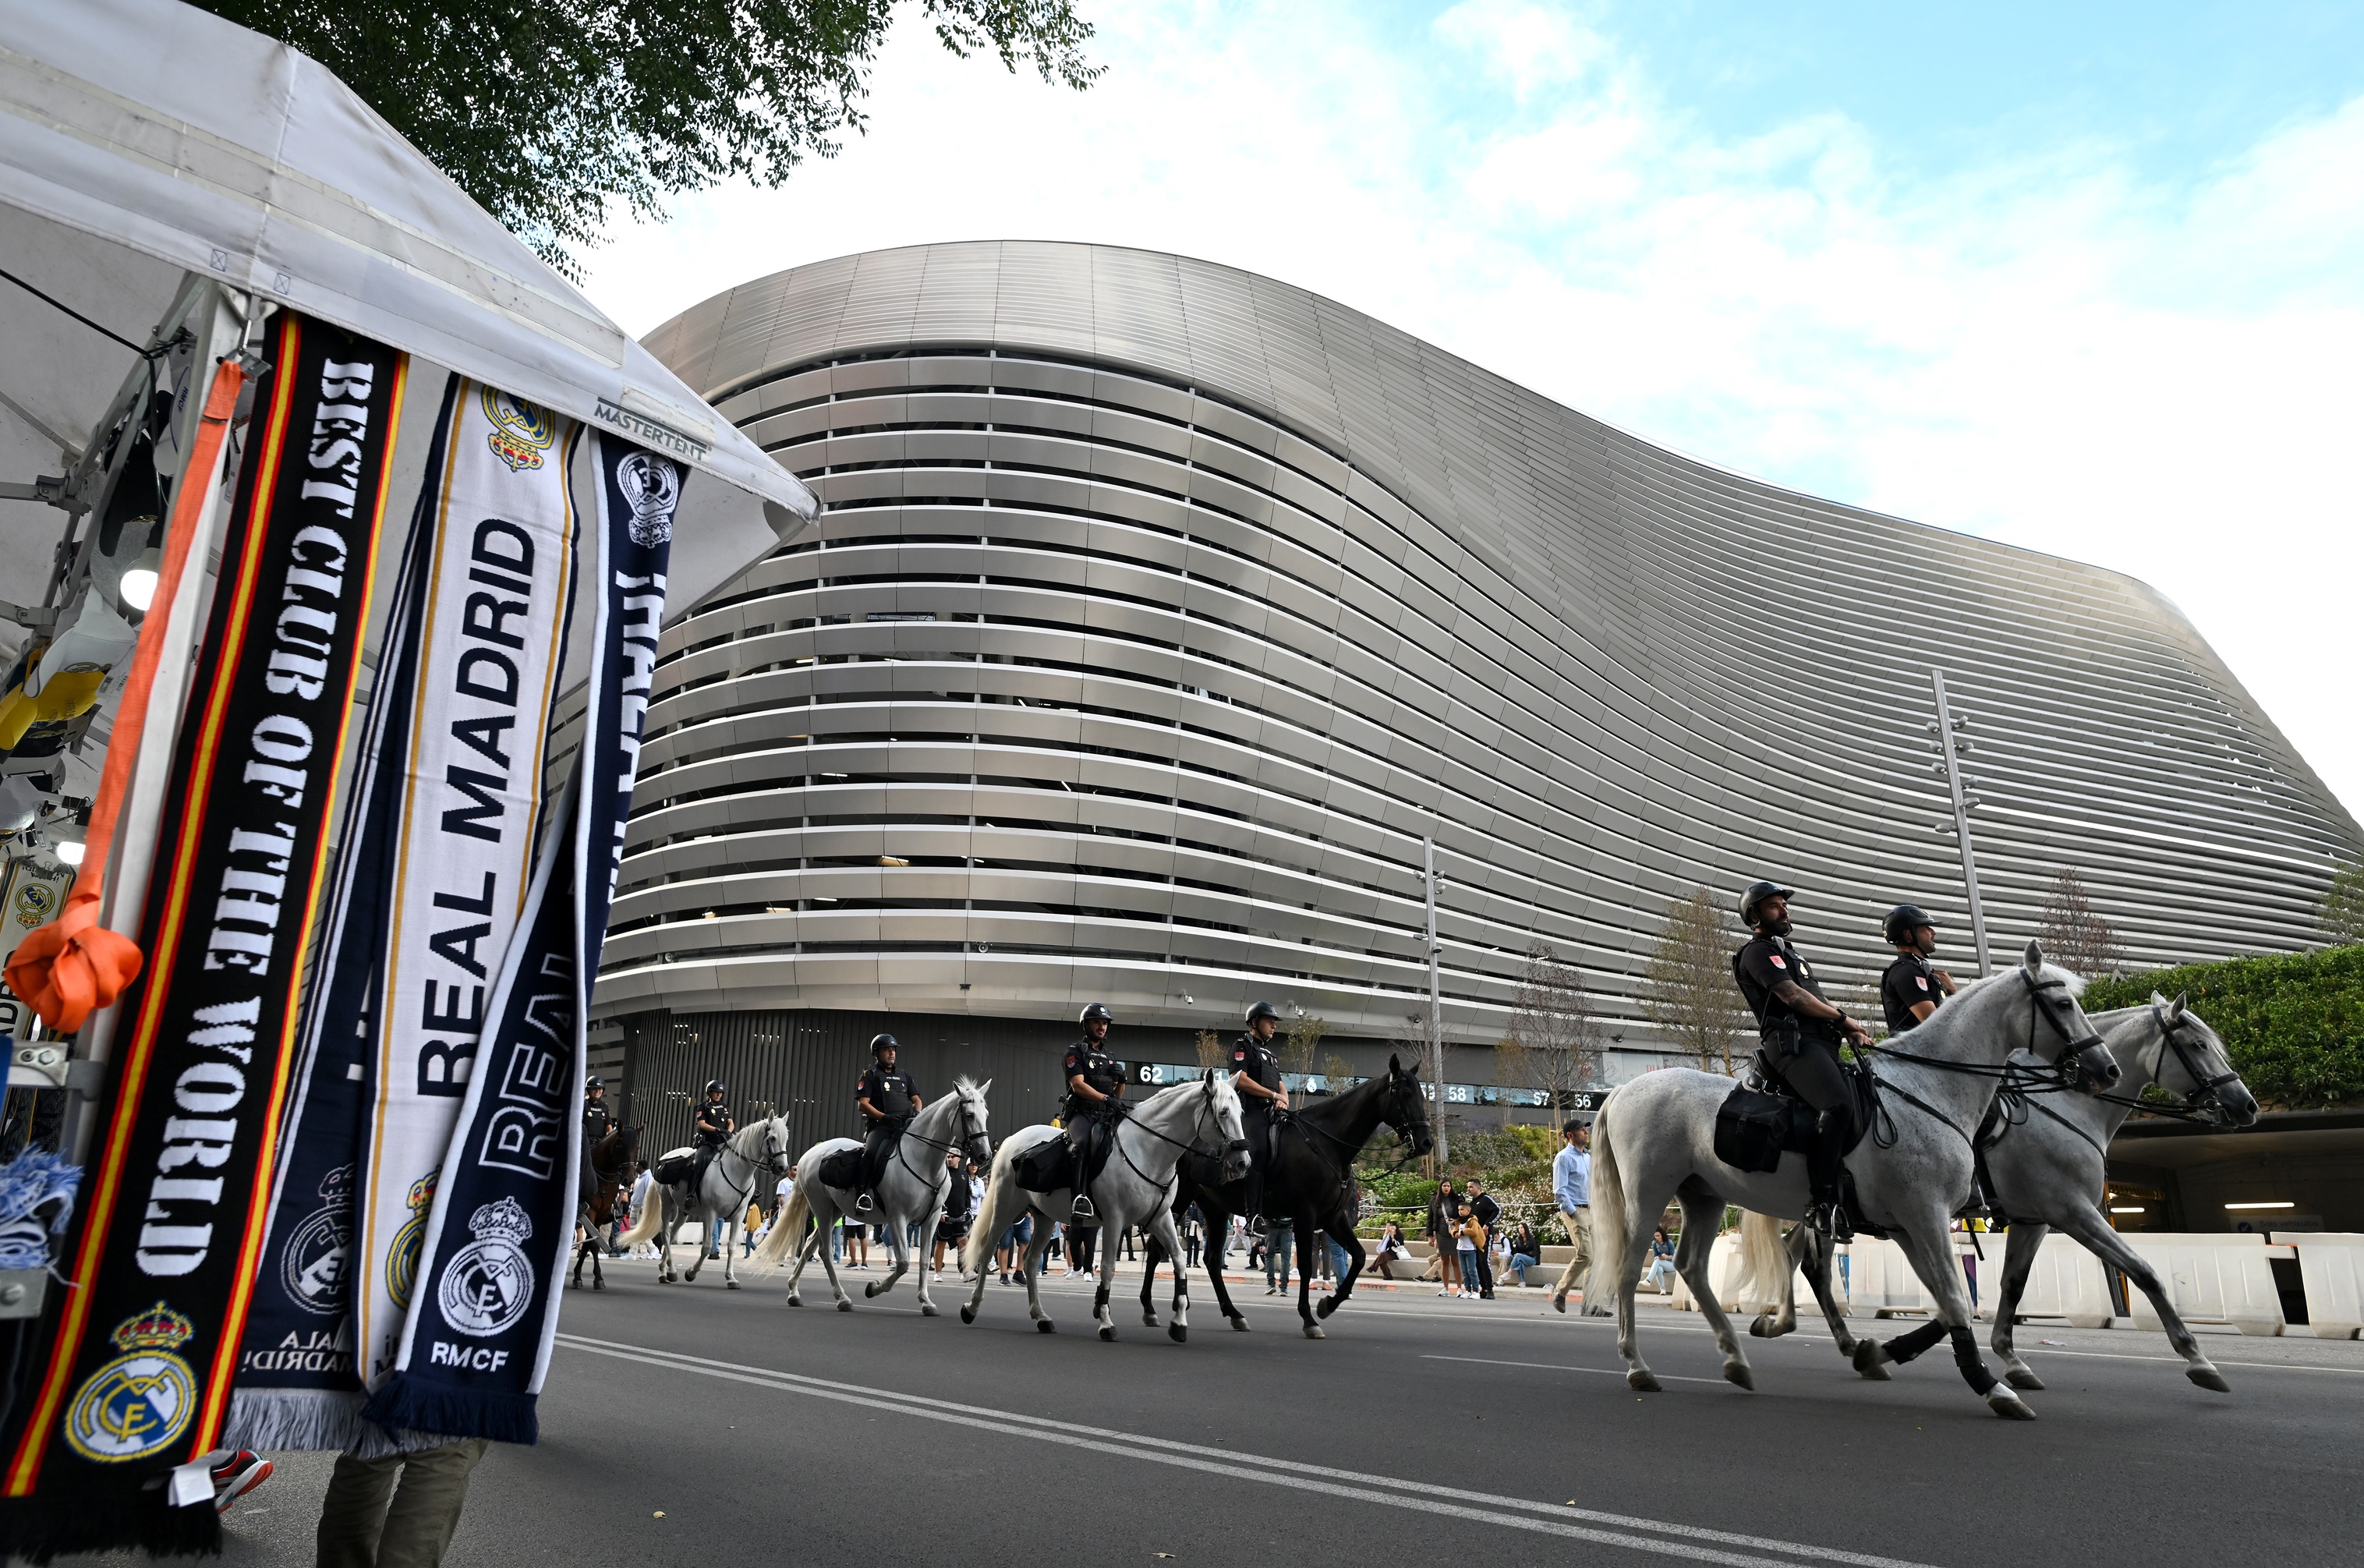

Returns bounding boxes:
[1810,1107,1853,1242]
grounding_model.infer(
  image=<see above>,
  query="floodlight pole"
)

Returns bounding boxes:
[1930,670,1991,978]
[1424,834,1446,1166]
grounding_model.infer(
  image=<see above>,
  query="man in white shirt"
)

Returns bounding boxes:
[1550,1120,1593,1313]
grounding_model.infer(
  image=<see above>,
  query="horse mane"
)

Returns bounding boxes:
[1950,959,2087,999]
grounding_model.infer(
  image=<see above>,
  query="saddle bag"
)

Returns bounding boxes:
[1713,1084,1813,1175]
[653,1152,697,1188]
[818,1147,862,1191]
[1011,1139,1071,1195]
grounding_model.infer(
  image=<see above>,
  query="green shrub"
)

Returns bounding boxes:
[2082,943,2364,1109]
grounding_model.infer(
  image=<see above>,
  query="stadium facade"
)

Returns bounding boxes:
[601,240,2359,1152]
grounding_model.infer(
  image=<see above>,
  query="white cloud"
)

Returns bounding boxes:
[582,0,2364,824]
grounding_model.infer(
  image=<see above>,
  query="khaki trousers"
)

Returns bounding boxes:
[1552,1206,1594,1301]
[316,1439,491,1568]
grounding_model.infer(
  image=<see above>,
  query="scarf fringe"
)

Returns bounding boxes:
[0,1491,221,1562]
[362,1377,538,1446]
[222,1387,366,1453]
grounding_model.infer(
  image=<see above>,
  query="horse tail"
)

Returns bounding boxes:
[1587,1089,1630,1305]
[616,1181,666,1249]
[962,1136,1023,1277]
[753,1179,808,1271]
[1737,1209,1792,1314]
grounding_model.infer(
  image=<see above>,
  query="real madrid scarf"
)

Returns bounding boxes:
[0,313,404,1559]
[362,433,679,1442]
[225,379,581,1454]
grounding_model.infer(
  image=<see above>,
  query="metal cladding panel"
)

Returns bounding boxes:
[617,240,2362,1074]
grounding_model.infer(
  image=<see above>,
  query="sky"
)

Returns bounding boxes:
[579,1,2364,822]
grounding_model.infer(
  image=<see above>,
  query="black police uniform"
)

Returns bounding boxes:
[1732,933,1856,1209]
[1881,953,1943,1035]
[856,1063,920,1198]
[692,1098,733,1186]
[1231,1031,1284,1222]
[1062,1038,1125,1208]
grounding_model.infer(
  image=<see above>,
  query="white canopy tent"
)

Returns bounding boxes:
[0,0,815,606]
[0,0,816,1107]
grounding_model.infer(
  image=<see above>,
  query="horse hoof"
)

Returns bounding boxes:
[1628,1370,1662,1393]
[1852,1341,1891,1375]
[1988,1389,2037,1421]
[1315,1297,1337,1320]
[837,1299,853,1313]
[1858,1361,1892,1381]
[787,1294,802,1308]
[726,1280,741,1290]
[1099,1325,1117,1342]
[1142,1313,1159,1328]
[2005,1368,2046,1393]
[960,1304,975,1324]
[1725,1361,1755,1391]
[1037,1319,1056,1334]
[1169,1322,1187,1343]
[2189,1366,2231,1393]
[1749,1314,1781,1338]
[921,1302,939,1318]
[1303,1323,1325,1340]
[593,1278,604,1291]
[864,1282,879,1298]
[1230,1315,1250,1332]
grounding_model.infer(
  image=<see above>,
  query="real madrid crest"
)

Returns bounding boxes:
[480,387,557,473]
[14,879,58,930]
[281,1164,354,1316]
[64,1302,198,1462]
[614,451,680,547]
[437,1197,536,1339]
[388,1168,437,1311]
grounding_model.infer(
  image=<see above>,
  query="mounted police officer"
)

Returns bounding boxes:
[1879,903,1957,1035]
[691,1079,734,1187]
[853,1033,922,1213]
[1732,882,1874,1240]
[583,1074,616,1147]
[1230,1000,1289,1234]
[1062,1003,1126,1221]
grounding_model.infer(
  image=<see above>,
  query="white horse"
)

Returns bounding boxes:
[1743,994,2258,1393]
[615,1114,793,1288]
[1590,940,2120,1419]
[961,1071,1247,1342]
[754,1078,995,1315]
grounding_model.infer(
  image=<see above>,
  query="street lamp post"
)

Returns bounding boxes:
[1424,835,1446,1167]
[1929,670,1992,977]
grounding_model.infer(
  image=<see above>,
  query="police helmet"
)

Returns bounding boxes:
[1079,1003,1113,1027]
[586,1074,606,1092]
[870,1032,900,1057]
[1739,880,1794,929]
[1883,904,1935,946]
[705,1079,727,1096]
[1246,1000,1281,1025]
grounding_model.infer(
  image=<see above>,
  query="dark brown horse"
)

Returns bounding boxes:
[572,1123,641,1290]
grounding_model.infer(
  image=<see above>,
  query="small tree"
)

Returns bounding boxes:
[1644,888,1746,1076]
[1494,942,1602,1119]
[2322,862,2364,947]
[1321,1052,1356,1092]
[2038,867,2125,979]
[1282,1011,1331,1077]
[1194,1029,1229,1072]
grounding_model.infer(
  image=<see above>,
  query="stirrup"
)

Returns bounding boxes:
[1246,1214,1269,1237]
[853,1191,872,1212]
[1070,1194,1095,1220]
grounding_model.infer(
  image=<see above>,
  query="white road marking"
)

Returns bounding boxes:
[1424,1353,1734,1386]
[2015,1346,2364,1375]
[557,1332,1941,1568]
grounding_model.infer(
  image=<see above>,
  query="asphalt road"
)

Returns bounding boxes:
[189,1255,2364,1568]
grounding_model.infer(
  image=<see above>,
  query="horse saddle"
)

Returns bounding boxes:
[818,1146,862,1191]
[654,1146,697,1188]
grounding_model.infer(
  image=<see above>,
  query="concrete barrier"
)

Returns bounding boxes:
[2274,1233,2364,1340]
[1968,1230,2115,1329]
[2118,1232,2284,1336]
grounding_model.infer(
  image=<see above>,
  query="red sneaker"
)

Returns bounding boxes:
[211,1449,274,1513]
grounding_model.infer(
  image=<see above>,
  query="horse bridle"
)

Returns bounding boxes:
[1113,1075,1247,1187]
[894,1092,993,1184]
[2024,972,2113,1081]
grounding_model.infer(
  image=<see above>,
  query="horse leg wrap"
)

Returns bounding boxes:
[1883,1318,1949,1366]
[1949,1326,1998,1395]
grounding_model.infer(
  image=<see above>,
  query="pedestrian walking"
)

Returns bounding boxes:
[1264,1216,1295,1294]
[314,1437,491,1568]
[1550,1120,1593,1313]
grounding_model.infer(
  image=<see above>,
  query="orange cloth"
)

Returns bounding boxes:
[7,358,245,1032]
